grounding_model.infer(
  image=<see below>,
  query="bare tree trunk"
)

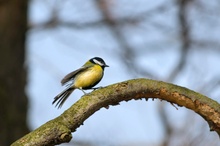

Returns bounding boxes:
[0,0,29,145]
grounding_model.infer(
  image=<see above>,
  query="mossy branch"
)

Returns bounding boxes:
[11,78,220,146]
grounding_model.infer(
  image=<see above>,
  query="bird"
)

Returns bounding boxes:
[52,57,109,108]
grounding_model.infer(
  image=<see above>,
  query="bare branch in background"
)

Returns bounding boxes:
[95,0,159,79]
[167,0,192,82]
[192,40,220,50]
[161,0,192,146]
[96,0,136,71]
[158,102,173,146]
[28,0,177,79]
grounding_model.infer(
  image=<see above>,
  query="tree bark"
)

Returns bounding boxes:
[0,0,29,145]
[11,79,220,146]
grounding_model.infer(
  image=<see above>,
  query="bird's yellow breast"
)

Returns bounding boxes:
[74,65,104,89]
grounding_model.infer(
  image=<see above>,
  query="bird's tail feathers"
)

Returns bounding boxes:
[52,86,75,108]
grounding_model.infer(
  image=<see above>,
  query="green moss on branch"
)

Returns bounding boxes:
[11,78,220,146]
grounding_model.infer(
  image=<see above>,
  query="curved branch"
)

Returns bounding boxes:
[12,78,220,146]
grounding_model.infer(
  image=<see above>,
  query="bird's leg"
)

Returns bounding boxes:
[78,87,87,95]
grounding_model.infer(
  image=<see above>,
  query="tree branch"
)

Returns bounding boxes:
[11,78,220,146]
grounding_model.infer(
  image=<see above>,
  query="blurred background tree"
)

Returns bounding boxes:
[0,0,29,145]
[2,0,220,145]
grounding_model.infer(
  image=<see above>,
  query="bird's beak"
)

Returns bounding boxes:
[104,64,109,67]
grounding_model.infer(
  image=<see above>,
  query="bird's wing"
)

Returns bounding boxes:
[61,66,89,85]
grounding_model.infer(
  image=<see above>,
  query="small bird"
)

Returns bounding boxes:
[52,57,109,108]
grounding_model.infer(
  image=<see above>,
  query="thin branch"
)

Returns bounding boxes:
[158,102,173,146]
[95,0,157,79]
[167,0,192,82]
[29,0,173,31]
[162,1,192,145]
[12,78,220,146]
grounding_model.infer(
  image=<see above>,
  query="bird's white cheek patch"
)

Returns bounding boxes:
[93,59,103,66]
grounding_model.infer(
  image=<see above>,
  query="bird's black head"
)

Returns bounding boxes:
[90,57,109,68]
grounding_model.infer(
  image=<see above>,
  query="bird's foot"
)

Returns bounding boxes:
[91,86,103,91]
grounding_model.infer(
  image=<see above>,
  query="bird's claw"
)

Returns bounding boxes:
[92,86,103,91]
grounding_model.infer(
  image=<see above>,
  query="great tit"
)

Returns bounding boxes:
[52,57,109,108]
